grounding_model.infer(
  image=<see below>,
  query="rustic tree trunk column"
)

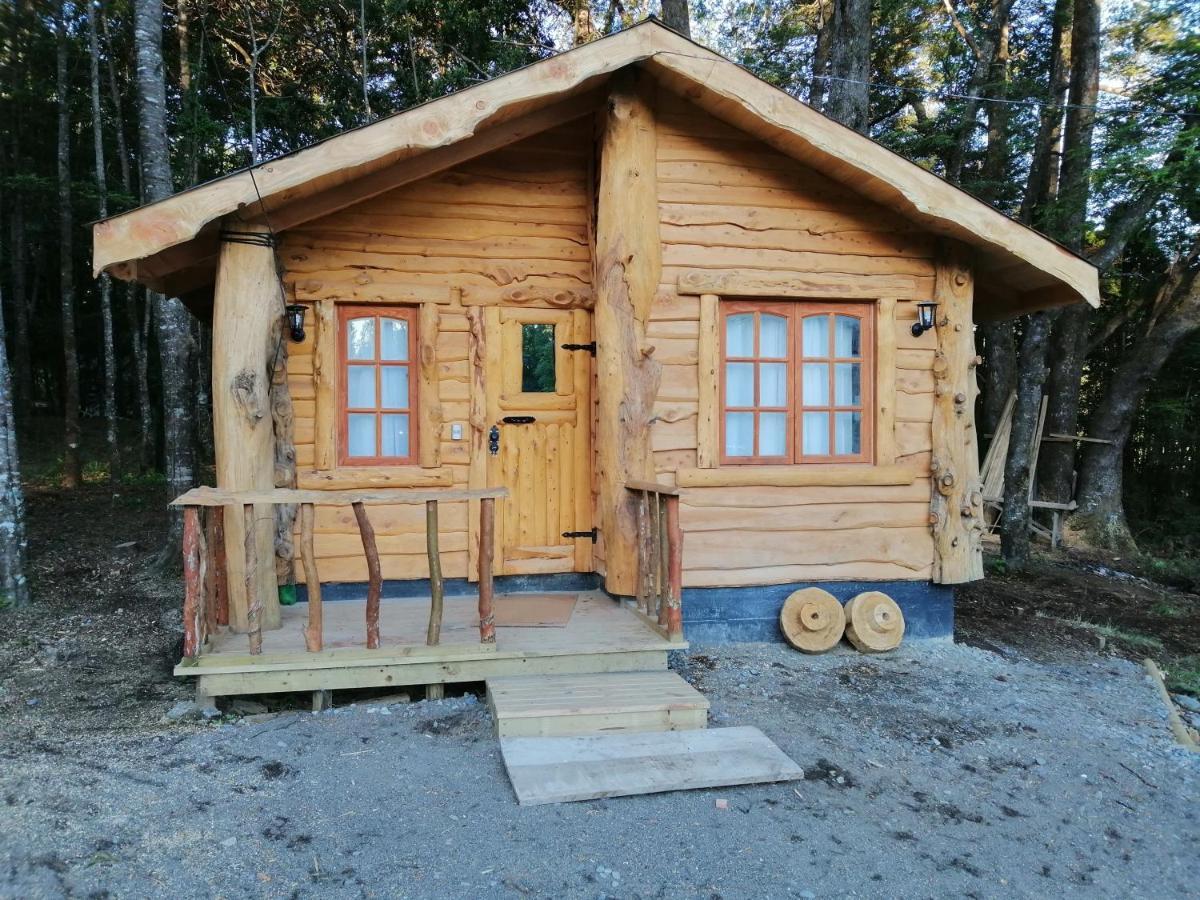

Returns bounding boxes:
[929,241,984,583]
[182,506,202,657]
[299,502,323,652]
[594,69,663,596]
[477,497,496,644]
[664,493,684,640]
[352,501,382,649]
[212,218,282,632]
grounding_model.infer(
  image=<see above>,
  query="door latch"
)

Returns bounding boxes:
[501,415,536,425]
[560,341,596,355]
[488,425,499,456]
[562,528,598,542]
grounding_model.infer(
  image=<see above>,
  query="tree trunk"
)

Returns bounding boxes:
[89,0,121,481]
[823,0,871,132]
[101,3,135,196]
[1039,0,1100,506]
[135,0,195,558]
[809,0,834,111]
[7,205,32,417]
[1075,259,1200,547]
[133,286,155,471]
[660,0,691,37]
[1019,0,1071,226]
[978,321,1015,440]
[1000,310,1055,566]
[0,289,30,609]
[57,1,82,489]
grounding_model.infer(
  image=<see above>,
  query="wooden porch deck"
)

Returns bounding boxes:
[176,591,685,698]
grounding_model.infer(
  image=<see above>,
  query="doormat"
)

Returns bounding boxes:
[477,594,578,628]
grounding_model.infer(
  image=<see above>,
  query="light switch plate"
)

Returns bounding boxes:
[451,423,463,441]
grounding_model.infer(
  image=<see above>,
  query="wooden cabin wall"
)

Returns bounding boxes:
[278,122,592,583]
[649,94,939,586]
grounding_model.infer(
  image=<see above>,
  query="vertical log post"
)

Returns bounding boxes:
[649,490,663,621]
[594,69,663,596]
[353,501,382,650]
[425,500,444,646]
[209,506,229,626]
[300,502,323,652]
[182,505,202,658]
[665,494,684,640]
[636,490,652,614]
[244,503,262,655]
[657,494,670,627]
[478,497,496,644]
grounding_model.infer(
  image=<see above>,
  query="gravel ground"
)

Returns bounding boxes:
[2,639,1197,899]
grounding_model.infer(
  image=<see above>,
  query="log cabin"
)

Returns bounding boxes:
[92,20,1099,702]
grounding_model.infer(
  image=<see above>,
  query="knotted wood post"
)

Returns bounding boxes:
[205,506,229,628]
[425,500,444,646]
[352,501,381,650]
[657,494,670,628]
[182,506,202,658]
[665,494,683,640]
[478,497,496,644]
[636,490,653,615]
[244,503,262,655]
[299,502,323,652]
[650,491,664,622]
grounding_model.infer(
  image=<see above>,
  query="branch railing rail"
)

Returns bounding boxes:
[171,486,507,659]
[624,480,684,641]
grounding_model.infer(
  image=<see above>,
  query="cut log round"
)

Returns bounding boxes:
[843,591,905,653]
[779,588,845,653]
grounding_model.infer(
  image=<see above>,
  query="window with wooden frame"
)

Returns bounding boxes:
[338,305,418,465]
[720,301,874,464]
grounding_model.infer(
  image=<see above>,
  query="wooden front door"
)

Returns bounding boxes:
[484,307,592,575]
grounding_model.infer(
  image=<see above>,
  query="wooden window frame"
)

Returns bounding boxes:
[718,299,875,466]
[337,304,419,466]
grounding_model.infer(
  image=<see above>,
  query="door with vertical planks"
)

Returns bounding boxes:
[484,307,592,575]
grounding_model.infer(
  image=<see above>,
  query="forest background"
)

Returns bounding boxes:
[0,0,1197,607]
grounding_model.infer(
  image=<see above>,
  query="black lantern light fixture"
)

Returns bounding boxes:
[911,300,939,337]
[285,304,307,343]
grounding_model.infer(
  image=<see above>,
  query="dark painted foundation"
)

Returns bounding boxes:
[680,580,954,643]
[292,573,953,644]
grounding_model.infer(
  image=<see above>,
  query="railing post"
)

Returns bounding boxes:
[300,502,323,652]
[636,490,651,615]
[208,506,229,627]
[182,505,202,658]
[478,497,496,644]
[650,491,664,623]
[665,493,683,640]
[244,503,262,655]
[425,499,444,646]
[352,501,382,650]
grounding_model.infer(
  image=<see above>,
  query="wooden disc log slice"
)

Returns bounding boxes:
[843,591,905,653]
[780,588,846,653]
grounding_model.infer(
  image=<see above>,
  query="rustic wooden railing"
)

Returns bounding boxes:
[171,486,508,659]
[625,480,684,641]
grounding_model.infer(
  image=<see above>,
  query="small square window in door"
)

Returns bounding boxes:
[521,323,557,393]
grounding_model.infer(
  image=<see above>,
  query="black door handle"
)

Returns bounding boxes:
[501,415,536,425]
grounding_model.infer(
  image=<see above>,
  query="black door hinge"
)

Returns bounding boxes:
[560,341,596,355]
[562,528,598,542]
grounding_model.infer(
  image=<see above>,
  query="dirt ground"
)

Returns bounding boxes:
[1,485,1198,898]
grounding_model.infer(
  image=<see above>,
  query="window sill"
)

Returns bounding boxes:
[298,466,454,490]
[675,463,922,488]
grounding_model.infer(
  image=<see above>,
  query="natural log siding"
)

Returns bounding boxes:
[650,95,937,586]
[281,124,592,583]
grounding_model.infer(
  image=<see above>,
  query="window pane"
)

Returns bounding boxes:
[759,314,788,358]
[802,412,829,455]
[835,411,861,455]
[381,414,410,457]
[347,317,375,360]
[348,413,376,457]
[802,363,829,405]
[521,323,556,392]
[725,363,755,406]
[835,315,861,357]
[834,363,861,405]
[759,413,787,456]
[802,315,829,357]
[380,366,409,409]
[347,366,375,408]
[725,412,754,457]
[759,363,788,407]
[726,314,754,357]
[380,318,409,361]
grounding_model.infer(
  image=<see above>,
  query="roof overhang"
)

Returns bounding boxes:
[93,20,1099,321]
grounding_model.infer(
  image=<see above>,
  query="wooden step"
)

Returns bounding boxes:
[486,671,709,738]
[500,726,804,805]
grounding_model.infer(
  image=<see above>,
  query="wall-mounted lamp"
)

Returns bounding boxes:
[285,304,307,343]
[911,301,939,337]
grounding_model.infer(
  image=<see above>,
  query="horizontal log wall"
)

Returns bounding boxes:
[280,123,592,583]
[651,94,937,586]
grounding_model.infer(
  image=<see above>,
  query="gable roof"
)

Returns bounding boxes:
[92,19,1099,319]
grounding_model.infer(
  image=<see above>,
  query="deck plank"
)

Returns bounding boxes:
[500,727,803,805]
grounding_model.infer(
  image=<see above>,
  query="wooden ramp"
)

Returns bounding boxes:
[487,671,802,805]
[499,726,804,806]
[487,671,709,737]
